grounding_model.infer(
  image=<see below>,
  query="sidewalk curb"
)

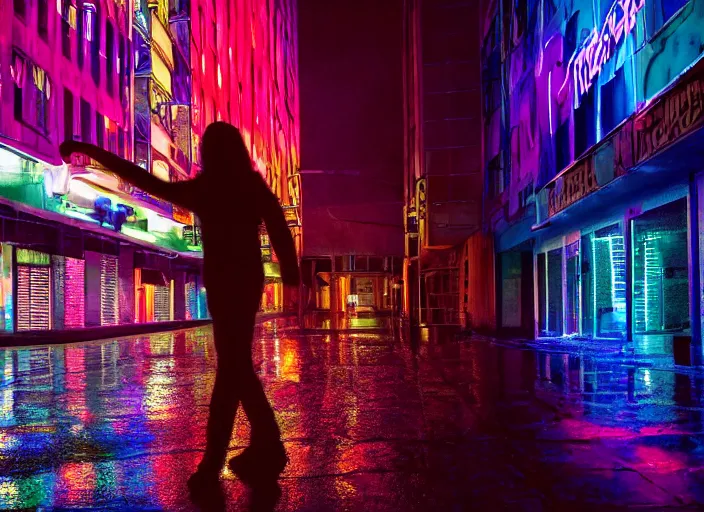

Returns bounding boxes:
[0,312,297,348]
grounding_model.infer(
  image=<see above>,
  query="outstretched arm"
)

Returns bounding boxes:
[59,141,197,210]
[256,175,299,286]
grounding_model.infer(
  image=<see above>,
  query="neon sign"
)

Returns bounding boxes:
[563,0,645,105]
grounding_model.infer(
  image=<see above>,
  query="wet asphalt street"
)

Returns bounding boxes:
[1,318,704,511]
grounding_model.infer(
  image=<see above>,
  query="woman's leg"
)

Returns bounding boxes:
[237,286,282,446]
[198,316,242,474]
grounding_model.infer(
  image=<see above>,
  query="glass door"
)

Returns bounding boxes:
[581,224,627,339]
[565,241,580,335]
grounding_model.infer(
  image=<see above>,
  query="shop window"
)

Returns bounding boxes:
[581,225,627,339]
[647,0,689,38]
[64,257,85,328]
[100,255,119,326]
[632,199,689,335]
[537,253,547,334]
[16,249,52,332]
[500,252,522,328]
[0,246,13,333]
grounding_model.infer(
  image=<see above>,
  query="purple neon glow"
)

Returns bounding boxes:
[560,0,645,104]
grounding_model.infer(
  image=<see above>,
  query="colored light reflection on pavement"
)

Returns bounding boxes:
[2,323,704,510]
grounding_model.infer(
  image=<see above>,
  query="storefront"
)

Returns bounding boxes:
[135,268,173,323]
[533,55,704,360]
[51,255,86,329]
[15,249,52,331]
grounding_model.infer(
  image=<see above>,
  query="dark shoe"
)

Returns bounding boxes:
[188,469,224,511]
[227,442,288,481]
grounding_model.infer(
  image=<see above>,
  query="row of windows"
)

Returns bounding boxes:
[15,0,130,104]
[485,0,693,197]
[12,51,126,157]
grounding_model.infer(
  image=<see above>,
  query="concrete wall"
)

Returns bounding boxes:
[299,0,404,257]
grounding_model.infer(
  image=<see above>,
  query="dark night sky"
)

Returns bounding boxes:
[298,0,404,256]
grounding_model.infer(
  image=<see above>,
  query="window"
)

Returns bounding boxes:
[118,35,126,103]
[564,12,579,60]
[34,70,50,133]
[555,119,571,175]
[12,52,51,134]
[118,129,125,158]
[64,89,74,141]
[13,52,24,122]
[632,199,689,335]
[574,85,596,158]
[198,7,204,50]
[61,9,72,59]
[105,21,114,95]
[487,154,504,198]
[96,113,104,148]
[581,224,626,339]
[14,0,26,19]
[77,5,84,69]
[512,0,527,44]
[80,99,92,143]
[600,67,628,136]
[38,0,49,40]
[88,6,100,84]
[647,0,689,37]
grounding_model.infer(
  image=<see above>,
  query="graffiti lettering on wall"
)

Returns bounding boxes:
[635,61,704,165]
[548,157,597,217]
[566,0,645,104]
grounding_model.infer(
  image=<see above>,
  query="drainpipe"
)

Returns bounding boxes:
[689,173,702,365]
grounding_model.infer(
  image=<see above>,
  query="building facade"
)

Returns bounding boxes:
[480,0,704,361]
[402,0,484,326]
[0,0,299,332]
[298,0,405,318]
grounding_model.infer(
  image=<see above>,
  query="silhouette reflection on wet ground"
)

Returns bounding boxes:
[0,318,703,510]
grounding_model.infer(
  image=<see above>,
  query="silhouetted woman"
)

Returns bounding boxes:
[60,122,299,491]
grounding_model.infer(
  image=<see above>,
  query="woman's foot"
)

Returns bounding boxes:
[187,467,224,509]
[227,441,288,481]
